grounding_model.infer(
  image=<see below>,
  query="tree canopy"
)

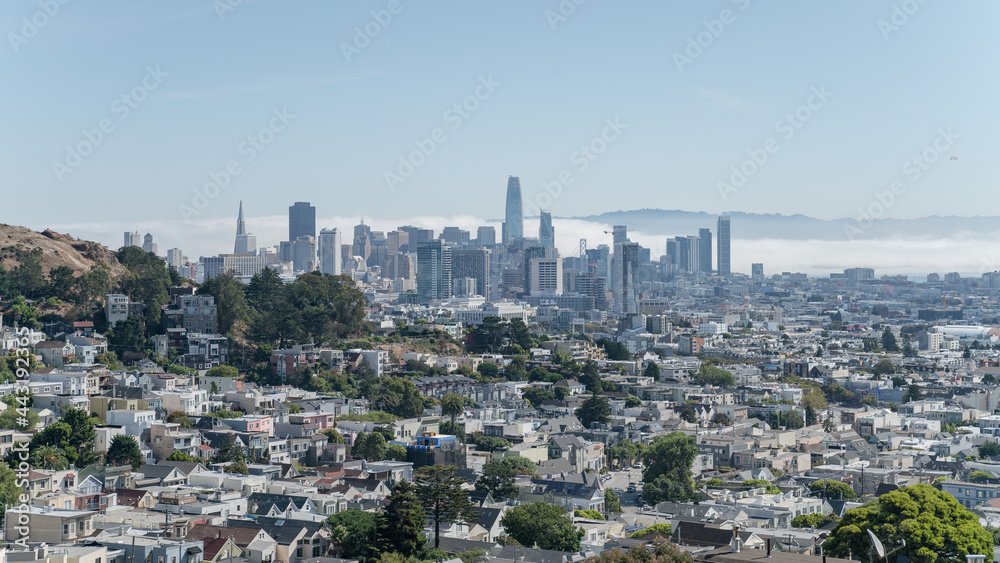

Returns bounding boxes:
[501,502,583,552]
[642,432,698,504]
[825,484,991,563]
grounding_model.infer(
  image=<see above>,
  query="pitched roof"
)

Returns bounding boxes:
[186,524,266,547]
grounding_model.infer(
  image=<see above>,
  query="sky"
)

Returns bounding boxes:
[2,1,999,274]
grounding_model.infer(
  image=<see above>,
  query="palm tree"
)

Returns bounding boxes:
[440,393,464,438]
[32,445,69,470]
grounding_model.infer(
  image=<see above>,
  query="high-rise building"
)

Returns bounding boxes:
[387,230,410,254]
[751,263,764,282]
[717,215,731,276]
[686,235,701,273]
[398,225,434,247]
[613,225,628,244]
[319,228,342,276]
[167,248,184,272]
[699,228,713,274]
[452,249,490,298]
[539,211,555,249]
[522,245,548,294]
[440,227,471,245]
[586,245,611,283]
[529,257,562,296]
[502,176,523,244]
[142,233,158,255]
[290,236,316,273]
[417,240,452,304]
[123,231,140,248]
[289,202,316,242]
[612,241,640,314]
[477,226,496,247]
[234,201,257,255]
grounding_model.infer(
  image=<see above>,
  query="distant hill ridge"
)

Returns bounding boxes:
[569,209,1000,240]
[0,224,126,277]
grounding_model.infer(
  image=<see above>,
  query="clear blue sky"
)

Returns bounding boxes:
[2,0,998,238]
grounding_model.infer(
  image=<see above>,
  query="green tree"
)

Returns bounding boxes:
[823,417,837,432]
[575,509,604,520]
[47,265,77,301]
[689,363,734,387]
[743,479,781,494]
[415,465,476,549]
[441,392,464,432]
[0,464,23,526]
[30,444,69,470]
[167,451,198,462]
[327,510,378,560]
[576,394,611,429]
[106,315,150,356]
[385,444,408,461]
[501,502,583,552]
[167,410,193,428]
[882,328,900,352]
[214,433,245,463]
[630,523,673,539]
[784,410,804,429]
[476,460,518,501]
[197,272,249,337]
[625,396,642,408]
[205,365,239,378]
[378,480,425,557]
[825,484,991,563]
[642,432,698,504]
[979,440,1000,459]
[478,362,500,379]
[809,479,857,500]
[791,513,838,528]
[522,386,556,407]
[873,359,898,376]
[643,362,661,382]
[604,488,621,513]
[225,459,249,475]
[468,432,510,452]
[0,402,39,430]
[904,384,925,403]
[585,541,692,563]
[58,408,99,466]
[106,434,144,469]
[368,377,426,419]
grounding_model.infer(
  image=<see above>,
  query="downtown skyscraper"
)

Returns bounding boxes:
[233,201,257,255]
[502,176,523,244]
[539,211,555,249]
[717,215,731,276]
[289,202,316,241]
[417,239,452,304]
[319,228,342,276]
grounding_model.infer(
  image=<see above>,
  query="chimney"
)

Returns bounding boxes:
[766,539,772,557]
